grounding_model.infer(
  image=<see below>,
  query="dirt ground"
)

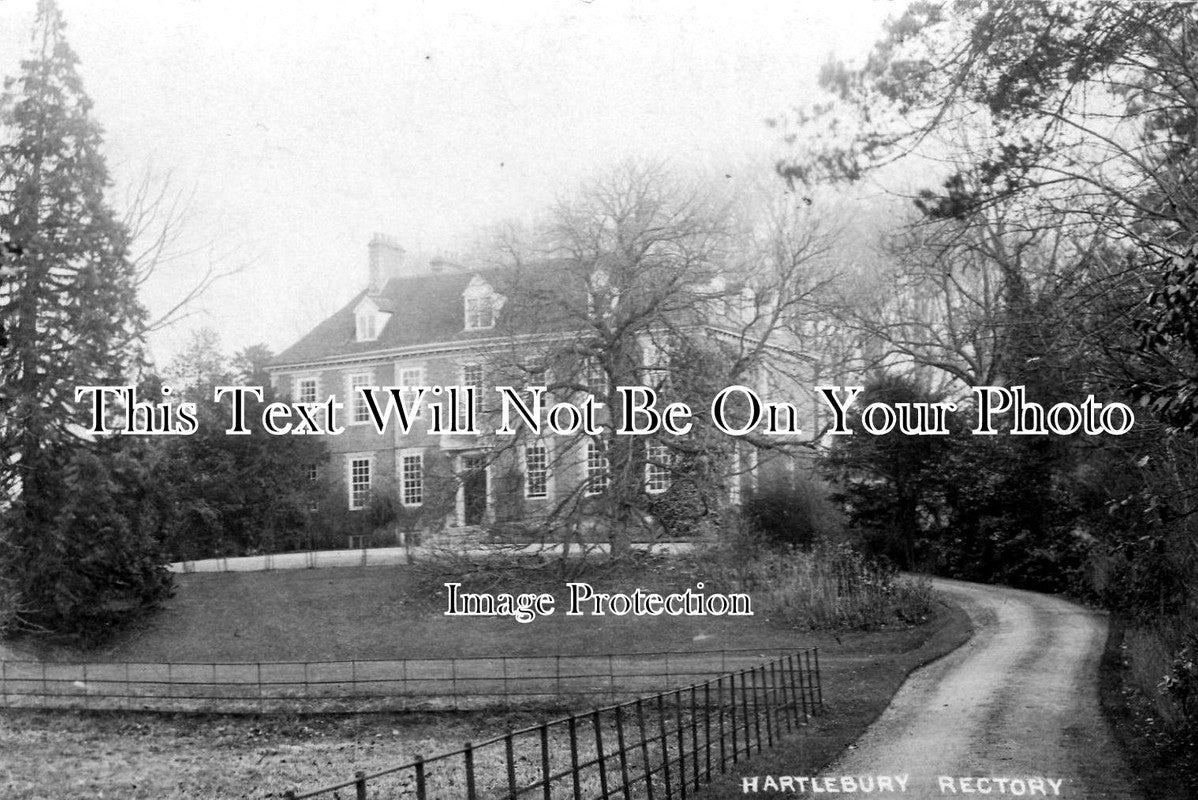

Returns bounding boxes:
[818,579,1141,799]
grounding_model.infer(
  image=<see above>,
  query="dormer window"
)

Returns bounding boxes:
[465,295,494,329]
[353,296,390,343]
[463,276,503,330]
[357,313,377,341]
[587,269,618,318]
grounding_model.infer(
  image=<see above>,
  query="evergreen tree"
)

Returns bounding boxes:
[0,1,170,638]
[0,0,144,492]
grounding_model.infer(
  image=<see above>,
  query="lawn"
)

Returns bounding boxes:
[35,558,894,664]
[0,555,971,800]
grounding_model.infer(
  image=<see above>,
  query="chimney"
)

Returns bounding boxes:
[367,233,405,293]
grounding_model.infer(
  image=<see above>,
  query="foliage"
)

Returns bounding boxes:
[823,374,953,567]
[0,1,172,639]
[2,440,173,643]
[779,0,1198,775]
[0,1,146,493]
[688,526,936,630]
[1133,244,1198,434]
[740,475,842,550]
[646,477,713,538]
[151,331,335,560]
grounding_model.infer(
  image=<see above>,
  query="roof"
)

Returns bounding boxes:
[272,265,582,367]
[269,259,810,369]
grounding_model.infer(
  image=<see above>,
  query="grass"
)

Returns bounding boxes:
[10,552,924,664]
[0,548,969,799]
[0,596,968,800]
[1097,616,1198,800]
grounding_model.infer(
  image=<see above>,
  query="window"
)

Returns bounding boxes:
[587,269,618,318]
[398,365,424,387]
[348,373,373,424]
[645,441,671,494]
[525,442,549,499]
[397,364,424,419]
[582,357,608,397]
[296,377,318,404]
[462,364,485,422]
[640,336,666,371]
[303,463,319,483]
[356,312,377,342]
[401,450,424,506]
[348,456,372,510]
[585,440,609,496]
[465,295,495,329]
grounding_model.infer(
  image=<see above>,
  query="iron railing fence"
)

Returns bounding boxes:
[283,648,822,800]
[0,646,807,714]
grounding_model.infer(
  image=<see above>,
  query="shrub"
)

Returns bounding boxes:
[647,478,714,538]
[688,523,936,630]
[3,444,174,644]
[740,476,843,549]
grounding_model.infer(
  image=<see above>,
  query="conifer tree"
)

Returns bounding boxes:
[0,0,144,493]
[0,1,169,638]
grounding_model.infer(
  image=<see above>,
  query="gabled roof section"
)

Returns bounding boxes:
[273,266,581,366]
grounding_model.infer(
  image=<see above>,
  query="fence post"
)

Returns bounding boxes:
[739,669,752,756]
[656,693,673,800]
[780,656,796,730]
[609,653,615,701]
[761,665,773,748]
[674,690,687,800]
[355,769,367,800]
[592,709,609,800]
[568,716,582,800]
[3,659,8,708]
[636,699,655,800]
[257,662,264,713]
[769,660,784,735]
[814,648,823,709]
[614,705,632,800]
[800,651,809,723]
[716,677,725,772]
[503,656,509,709]
[506,730,518,800]
[750,667,763,753]
[689,685,699,791]
[452,659,459,711]
[465,742,477,800]
[792,655,803,723]
[703,682,712,781]
[415,755,427,800]
[728,673,738,764]
[804,651,817,714]
[556,655,562,697]
[82,663,88,709]
[540,722,552,800]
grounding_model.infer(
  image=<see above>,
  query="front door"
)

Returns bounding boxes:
[462,455,488,525]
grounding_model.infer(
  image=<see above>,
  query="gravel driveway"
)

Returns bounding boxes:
[817,578,1141,799]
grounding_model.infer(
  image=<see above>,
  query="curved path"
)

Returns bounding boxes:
[822,578,1140,799]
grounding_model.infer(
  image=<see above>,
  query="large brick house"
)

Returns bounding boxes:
[268,234,813,536]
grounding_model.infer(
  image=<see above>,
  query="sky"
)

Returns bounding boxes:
[0,0,899,367]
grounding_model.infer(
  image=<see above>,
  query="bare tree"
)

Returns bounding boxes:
[460,162,832,556]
